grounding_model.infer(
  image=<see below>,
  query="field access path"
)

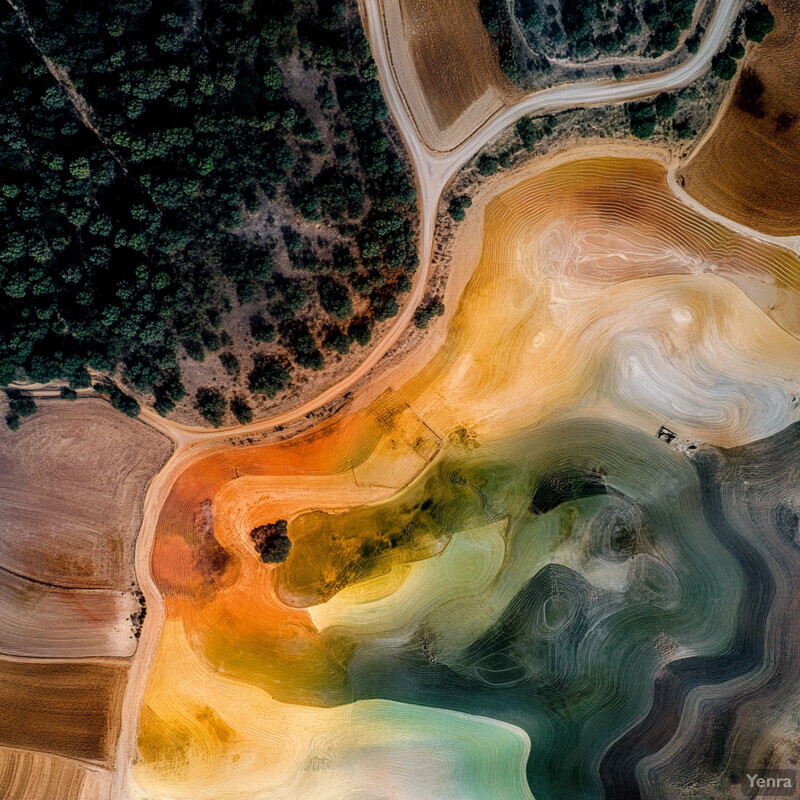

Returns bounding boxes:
[130,0,746,446]
[111,2,775,796]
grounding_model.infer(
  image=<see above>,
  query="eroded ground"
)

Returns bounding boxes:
[131,157,800,800]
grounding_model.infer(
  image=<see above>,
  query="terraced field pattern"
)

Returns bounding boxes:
[128,158,800,799]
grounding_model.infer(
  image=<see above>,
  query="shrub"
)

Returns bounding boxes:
[413,300,445,329]
[324,326,352,354]
[219,351,240,376]
[196,387,227,427]
[230,395,253,424]
[515,117,539,150]
[318,276,353,319]
[5,414,20,431]
[348,319,372,346]
[477,154,499,176]
[201,329,221,351]
[627,102,657,139]
[655,92,678,118]
[110,388,140,417]
[60,386,78,400]
[250,313,276,342]
[9,396,37,417]
[448,195,473,223]
[248,356,291,397]
[728,40,746,59]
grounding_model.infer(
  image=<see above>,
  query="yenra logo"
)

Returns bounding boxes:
[742,770,797,797]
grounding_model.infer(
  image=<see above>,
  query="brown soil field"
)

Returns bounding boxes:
[0,747,111,800]
[0,399,172,589]
[0,659,128,764]
[0,569,138,658]
[382,0,517,150]
[678,0,800,235]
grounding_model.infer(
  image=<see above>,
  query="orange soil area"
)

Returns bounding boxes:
[0,747,110,800]
[148,401,417,704]
[0,399,171,588]
[145,158,800,711]
[401,0,514,129]
[0,659,128,764]
[678,0,800,235]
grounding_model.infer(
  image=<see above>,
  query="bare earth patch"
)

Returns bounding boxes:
[678,0,800,235]
[0,398,172,589]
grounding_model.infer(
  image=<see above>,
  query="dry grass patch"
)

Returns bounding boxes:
[0,747,111,800]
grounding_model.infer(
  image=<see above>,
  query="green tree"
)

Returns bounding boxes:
[318,276,352,320]
[248,356,291,397]
[8,395,37,417]
[744,3,775,42]
[196,387,228,427]
[448,195,472,222]
[477,154,500,176]
[712,53,738,80]
[231,395,253,424]
[515,117,538,150]
[655,92,678,118]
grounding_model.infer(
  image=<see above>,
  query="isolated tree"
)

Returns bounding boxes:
[250,519,291,563]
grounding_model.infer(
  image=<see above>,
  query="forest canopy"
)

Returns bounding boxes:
[0,0,418,418]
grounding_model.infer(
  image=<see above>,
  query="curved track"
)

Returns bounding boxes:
[131,0,746,444]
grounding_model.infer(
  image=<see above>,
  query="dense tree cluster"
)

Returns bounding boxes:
[626,91,695,139]
[0,0,418,422]
[513,0,701,62]
[479,0,520,80]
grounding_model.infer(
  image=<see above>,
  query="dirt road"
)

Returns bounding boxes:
[110,3,769,795]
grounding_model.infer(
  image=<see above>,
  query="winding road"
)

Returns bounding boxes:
[131,0,746,445]
[110,2,768,796]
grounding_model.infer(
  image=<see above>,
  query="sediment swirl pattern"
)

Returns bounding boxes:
[133,159,800,800]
